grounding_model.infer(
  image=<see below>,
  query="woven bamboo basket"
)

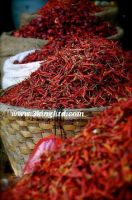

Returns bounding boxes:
[0,102,105,176]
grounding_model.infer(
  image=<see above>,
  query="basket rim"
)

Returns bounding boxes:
[0,102,106,120]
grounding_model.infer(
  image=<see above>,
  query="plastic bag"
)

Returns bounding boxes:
[23,135,62,175]
[2,50,43,89]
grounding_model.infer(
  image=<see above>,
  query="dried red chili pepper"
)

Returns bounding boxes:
[1,99,132,200]
[38,0,101,16]
[0,35,131,109]
[12,0,116,40]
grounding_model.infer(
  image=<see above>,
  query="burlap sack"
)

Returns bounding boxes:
[107,26,124,41]
[94,6,119,24]
[20,13,39,27]
[0,33,48,87]
[0,32,47,60]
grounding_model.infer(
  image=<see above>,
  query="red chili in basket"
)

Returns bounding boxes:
[12,0,116,40]
[1,99,132,200]
[0,35,132,109]
[38,0,101,16]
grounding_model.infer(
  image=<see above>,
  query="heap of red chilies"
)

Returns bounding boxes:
[13,0,116,40]
[13,38,65,64]
[0,35,132,109]
[38,0,101,16]
[1,98,132,200]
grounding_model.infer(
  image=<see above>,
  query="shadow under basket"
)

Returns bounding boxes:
[0,103,105,176]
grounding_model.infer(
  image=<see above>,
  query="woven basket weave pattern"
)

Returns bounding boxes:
[0,103,105,176]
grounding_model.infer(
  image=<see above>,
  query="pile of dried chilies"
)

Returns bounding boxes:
[1,98,132,200]
[13,0,116,40]
[38,0,101,16]
[0,35,132,109]
[13,38,65,64]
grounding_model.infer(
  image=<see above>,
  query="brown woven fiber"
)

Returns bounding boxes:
[20,13,39,27]
[0,103,105,176]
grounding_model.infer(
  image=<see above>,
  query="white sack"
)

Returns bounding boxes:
[2,50,42,89]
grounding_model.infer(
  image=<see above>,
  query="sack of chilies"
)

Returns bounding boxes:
[23,135,62,175]
[2,50,42,89]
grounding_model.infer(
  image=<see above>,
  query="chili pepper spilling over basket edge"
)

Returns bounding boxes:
[0,35,132,109]
[1,98,132,200]
[12,0,116,40]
